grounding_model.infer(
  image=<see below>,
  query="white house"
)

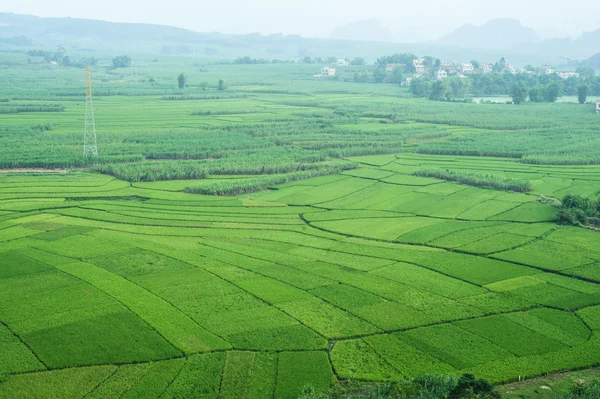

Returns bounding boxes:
[544,66,555,75]
[435,69,448,80]
[401,77,413,87]
[413,58,426,75]
[506,65,520,75]
[557,71,580,79]
[459,63,475,74]
[480,63,493,74]
[440,60,454,68]
[321,67,336,76]
[596,100,600,114]
[336,59,349,67]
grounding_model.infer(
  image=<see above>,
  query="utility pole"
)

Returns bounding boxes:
[83,66,98,159]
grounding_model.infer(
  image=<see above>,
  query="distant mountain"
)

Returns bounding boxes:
[329,19,393,42]
[580,52,600,69]
[573,29,600,56]
[0,12,578,66]
[437,18,541,49]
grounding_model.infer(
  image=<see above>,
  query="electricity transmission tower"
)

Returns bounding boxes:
[83,66,98,159]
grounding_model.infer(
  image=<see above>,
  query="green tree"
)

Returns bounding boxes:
[373,68,387,83]
[177,73,187,89]
[111,55,132,69]
[199,81,208,91]
[449,77,471,98]
[576,66,596,80]
[410,78,432,97]
[429,79,451,101]
[350,57,365,66]
[391,67,404,84]
[578,84,589,104]
[217,79,227,91]
[529,84,544,102]
[470,60,480,70]
[510,83,528,104]
[544,81,563,102]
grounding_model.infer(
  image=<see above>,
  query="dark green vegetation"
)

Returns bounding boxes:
[413,169,532,193]
[558,195,600,227]
[301,373,500,398]
[1,52,600,398]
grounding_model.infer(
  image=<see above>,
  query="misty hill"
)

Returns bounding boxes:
[437,18,541,49]
[574,29,600,56]
[329,19,394,42]
[580,52,600,69]
[0,12,584,66]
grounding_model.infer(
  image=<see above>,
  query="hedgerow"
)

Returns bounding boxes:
[413,169,532,192]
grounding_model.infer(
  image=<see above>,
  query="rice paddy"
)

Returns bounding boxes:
[1,57,600,398]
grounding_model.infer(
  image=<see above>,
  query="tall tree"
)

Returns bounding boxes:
[177,73,187,89]
[544,81,563,102]
[217,79,227,91]
[372,68,386,83]
[510,83,528,104]
[429,80,451,101]
[578,84,589,104]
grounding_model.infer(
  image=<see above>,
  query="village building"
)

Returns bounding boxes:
[401,77,413,87]
[336,59,349,67]
[596,100,600,114]
[440,60,454,68]
[385,63,405,72]
[480,63,493,74]
[435,69,448,80]
[459,63,475,74]
[413,58,426,75]
[556,71,580,79]
[543,66,555,74]
[321,67,336,76]
[506,64,519,75]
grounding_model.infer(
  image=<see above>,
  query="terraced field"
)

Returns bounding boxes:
[1,152,599,398]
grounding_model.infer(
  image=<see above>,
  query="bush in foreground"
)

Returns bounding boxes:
[559,380,600,399]
[300,374,500,399]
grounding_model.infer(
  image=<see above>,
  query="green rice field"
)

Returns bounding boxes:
[1,55,600,398]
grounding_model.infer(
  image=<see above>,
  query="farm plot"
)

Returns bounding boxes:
[1,150,600,397]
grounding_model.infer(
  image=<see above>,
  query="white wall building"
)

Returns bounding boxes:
[440,60,454,68]
[460,63,475,74]
[506,65,520,75]
[544,66,556,74]
[480,63,493,74]
[321,67,336,76]
[413,58,426,75]
[596,100,600,114]
[336,59,349,67]
[435,69,448,80]
[557,71,580,79]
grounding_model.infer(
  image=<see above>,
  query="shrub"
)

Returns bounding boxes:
[558,194,600,226]
[559,380,600,399]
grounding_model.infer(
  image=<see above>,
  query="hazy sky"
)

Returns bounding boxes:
[3,0,599,40]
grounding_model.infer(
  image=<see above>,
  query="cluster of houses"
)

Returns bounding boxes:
[314,57,585,83]
[313,59,350,78]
